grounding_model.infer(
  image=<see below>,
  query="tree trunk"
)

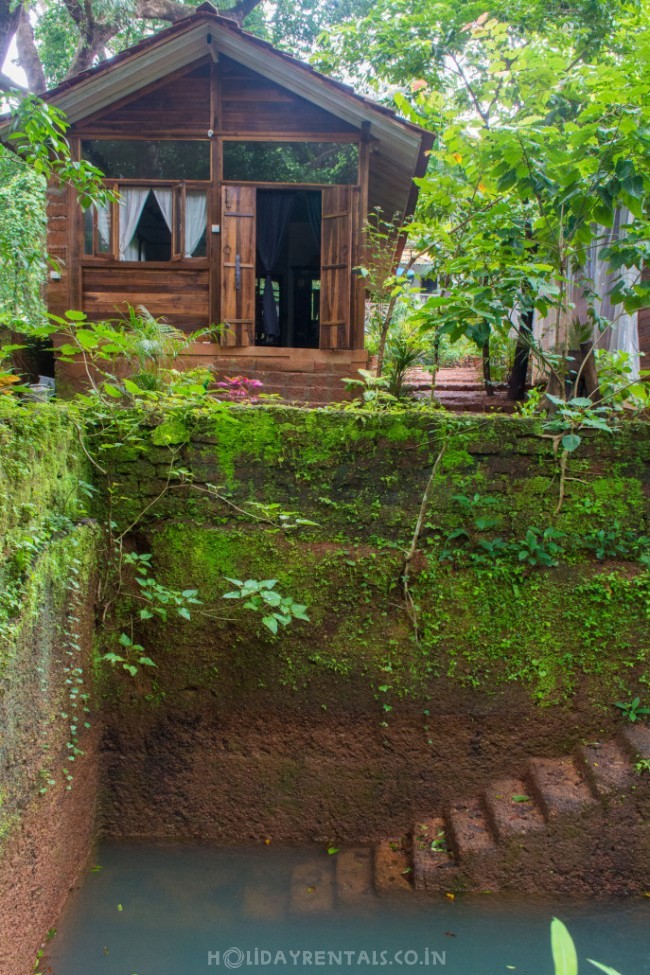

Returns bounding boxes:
[482,339,494,395]
[507,310,533,401]
[15,6,46,92]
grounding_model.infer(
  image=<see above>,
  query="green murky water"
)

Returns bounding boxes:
[46,842,650,975]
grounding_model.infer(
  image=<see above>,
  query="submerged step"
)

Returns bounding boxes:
[290,860,334,914]
[411,817,459,891]
[527,757,598,819]
[483,778,546,841]
[576,741,632,797]
[335,848,374,904]
[373,837,413,893]
[446,797,497,859]
[243,881,288,921]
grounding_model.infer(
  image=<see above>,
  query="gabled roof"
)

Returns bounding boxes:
[40,3,432,225]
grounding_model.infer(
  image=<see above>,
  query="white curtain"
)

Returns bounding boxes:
[119,187,150,261]
[96,204,111,251]
[152,188,173,233]
[184,191,207,257]
[532,208,640,380]
[592,209,640,379]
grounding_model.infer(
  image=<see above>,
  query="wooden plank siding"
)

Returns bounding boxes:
[52,51,367,356]
[81,266,210,329]
[46,180,71,319]
[75,62,212,136]
[220,57,357,136]
[220,185,256,345]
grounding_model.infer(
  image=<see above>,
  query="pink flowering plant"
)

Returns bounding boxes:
[214,375,263,401]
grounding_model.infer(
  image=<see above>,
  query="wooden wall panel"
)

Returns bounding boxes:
[220,57,357,135]
[46,181,71,317]
[76,62,211,135]
[320,185,353,350]
[220,185,256,346]
[81,266,210,329]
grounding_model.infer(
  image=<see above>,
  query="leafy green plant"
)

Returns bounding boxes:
[595,350,650,413]
[634,759,650,776]
[102,633,157,678]
[342,368,397,407]
[222,578,310,635]
[580,523,648,562]
[383,327,427,399]
[550,917,623,975]
[614,696,650,723]
[514,527,566,568]
[543,396,615,455]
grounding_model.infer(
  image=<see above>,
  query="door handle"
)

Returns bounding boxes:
[235,254,241,291]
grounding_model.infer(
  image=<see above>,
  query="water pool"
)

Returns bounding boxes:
[46,842,650,975]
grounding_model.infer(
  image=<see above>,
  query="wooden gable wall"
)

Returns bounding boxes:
[75,62,212,135]
[219,58,357,135]
[75,57,357,136]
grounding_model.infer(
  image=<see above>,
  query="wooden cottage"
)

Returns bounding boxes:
[38,3,432,400]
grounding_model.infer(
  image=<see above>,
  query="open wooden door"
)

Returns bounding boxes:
[221,185,256,347]
[320,186,354,350]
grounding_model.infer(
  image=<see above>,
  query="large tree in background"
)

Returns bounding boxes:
[0,0,374,92]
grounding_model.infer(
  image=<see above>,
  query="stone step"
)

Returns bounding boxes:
[373,836,413,893]
[411,817,460,891]
[243,881,288,921]
[527,757,598,820]
[446,796,497,859]
[289,859,334,914]
[482,778,546,841]
[619,723,650,762]
[575,741,632,797]
[335,848,374,904]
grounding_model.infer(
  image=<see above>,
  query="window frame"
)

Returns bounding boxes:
[80,179,210,266]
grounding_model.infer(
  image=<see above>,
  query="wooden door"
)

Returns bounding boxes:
[320,186,353,350]
[221,185,256,346]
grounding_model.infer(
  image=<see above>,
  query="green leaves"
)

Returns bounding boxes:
[222,578,309,634]
[562,433,581,453]
[551,918,578,975]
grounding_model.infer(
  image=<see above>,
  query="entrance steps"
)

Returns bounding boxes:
[374,725,650,895]
[250,727,648,913]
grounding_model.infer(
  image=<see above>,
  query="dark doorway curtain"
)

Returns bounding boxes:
[257,191,295,339]
[303,191,322,256]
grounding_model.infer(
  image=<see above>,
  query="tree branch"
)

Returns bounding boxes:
[0,71,26,92]
[0,0,22,71]
[220,0,265,25]
[134,0,200,22]
[15,7,45,92]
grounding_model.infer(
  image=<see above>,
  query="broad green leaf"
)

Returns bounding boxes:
[551,918,578,975]
[262,615,278,635]
[562,433,581,452]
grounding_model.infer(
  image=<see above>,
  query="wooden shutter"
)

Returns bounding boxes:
[320,186,353,350]
[221,185,256,347]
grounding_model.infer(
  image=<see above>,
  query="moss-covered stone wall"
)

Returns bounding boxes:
[98,405,650,843]
[0,403,100,975]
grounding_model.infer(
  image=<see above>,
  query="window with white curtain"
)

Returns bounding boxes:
[83,185,208,262]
